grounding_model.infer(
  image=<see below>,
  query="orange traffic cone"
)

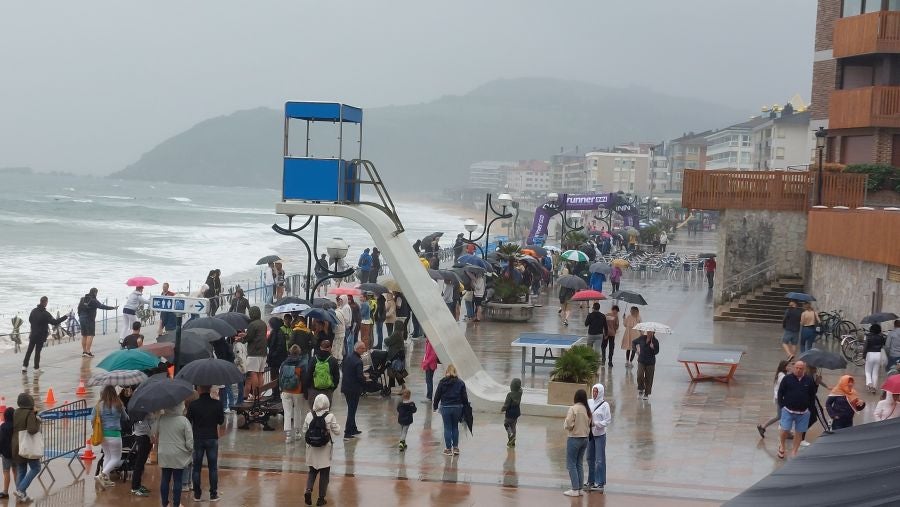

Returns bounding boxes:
[44,387,56,406]
[80,439,96,461]
[167,365,175,378]
[76,379,87,397]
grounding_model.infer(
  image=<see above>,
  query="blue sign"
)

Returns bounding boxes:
[151,296,208,315]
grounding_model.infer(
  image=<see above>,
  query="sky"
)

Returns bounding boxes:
[0,1,816,175]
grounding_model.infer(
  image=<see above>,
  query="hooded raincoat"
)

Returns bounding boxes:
[302,394,342,470]
[153,402,194,469]
[588,383,612,436]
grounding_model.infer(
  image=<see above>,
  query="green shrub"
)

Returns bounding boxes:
[844,164,897,191]
[563,231,589,250]
[492,276,527,303]
[551,345,599,384]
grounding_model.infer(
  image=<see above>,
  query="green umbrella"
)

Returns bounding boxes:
[97,349,160,371]
[561,250,589,262]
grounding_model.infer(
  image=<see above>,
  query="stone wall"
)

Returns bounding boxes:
[808,253,900,324]
[715,209,808,304]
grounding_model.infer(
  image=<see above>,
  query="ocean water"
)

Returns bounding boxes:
[0,172,465,338]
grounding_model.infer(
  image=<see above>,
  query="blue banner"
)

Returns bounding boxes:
[39,408,92,420]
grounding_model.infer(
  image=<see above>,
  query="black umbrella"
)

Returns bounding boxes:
[786,292,816,302]
[129,376,195,413]
[214,312,250,330]
[861,312,899,325]
[358,283,388,294]
[176,358,243,385]
[183,317,237,337]
[578,243,596,262]
[462,404,474,435]
[427,269,444,281]
[157,328,220,344]
[589,262,612,274]
[421,232,443,247]
[273,296,306,307]
[312,298,336,310]
[557,275,588,290]
[449,267,473,290]
[797,348,847,370]
[256,255,282,265]
[524,245,548,257]
[610,290,648,305]
[461,264,486,275]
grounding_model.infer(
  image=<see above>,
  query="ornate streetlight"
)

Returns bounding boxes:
[272,217,356,301]
[462,193,513,258]
[815,127,828,206]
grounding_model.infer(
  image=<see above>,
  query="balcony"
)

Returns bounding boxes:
[833,11,900,58]
[829,86,900,129]
[681,170,867,211]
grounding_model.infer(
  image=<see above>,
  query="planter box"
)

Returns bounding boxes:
[483,302,535,322]
[547,380,591,406]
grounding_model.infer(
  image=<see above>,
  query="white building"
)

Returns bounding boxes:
[704,117,768,171]
[505,160,550,197]
[467,161,515,190]
[750,108,811,170]
[584,151,651,194]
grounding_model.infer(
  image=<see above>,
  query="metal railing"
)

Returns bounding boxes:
[721,258,777,303]
[38,399,91,483]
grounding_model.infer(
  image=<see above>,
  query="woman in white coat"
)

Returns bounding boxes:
[303,394,342,506]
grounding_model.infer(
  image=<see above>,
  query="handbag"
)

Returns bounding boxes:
[90,405,103,446]
[18,430,44,460]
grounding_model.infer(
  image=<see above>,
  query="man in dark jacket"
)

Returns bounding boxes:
[227,288,250,315]
[584,303,608,351]
[266,317,288,398]
[341,341,368,441]
[303,340,340,409]
[777,361,817,458]
[348,296,361,342]
[23,297,67,373]
[781,301,802,359]
[369,248,382,283]
[186,386,225,502]
[633,331,660,400]
[243,307,268,398]
[453,234,465,259]
[77,288,117,357]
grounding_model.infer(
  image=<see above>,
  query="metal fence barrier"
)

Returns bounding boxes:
[38,400,90,483]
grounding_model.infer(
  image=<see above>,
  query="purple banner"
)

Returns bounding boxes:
[561,193,610,210]
[526,207,553,245]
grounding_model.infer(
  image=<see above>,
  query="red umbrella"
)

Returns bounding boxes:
[140,342,175,361]
[126,276,159,287]
[882,376,900,393]
[329,286,362,296]
[571,290,606,302]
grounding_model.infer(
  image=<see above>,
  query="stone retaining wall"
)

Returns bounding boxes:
[808,253,900,324]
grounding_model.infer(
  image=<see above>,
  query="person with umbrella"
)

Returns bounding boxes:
[633,330,659,399]
[228,288,250,315]
[433,364,470,456]
[122,286,151,340]
[243,307,267,400]
[622,307,642,368]
[186,385,224,502]
[602,306,620,367]
[584,303,608,354]
[609,264,622,294]
[863,323,887,393]
[826,375,865,430]
[78,287,118,358]
[22,296,67,374]
[558,283,578,327]
[874,390,900,421]
[92,385,127,489]
[153,401,194,507]
[781,301,802,360]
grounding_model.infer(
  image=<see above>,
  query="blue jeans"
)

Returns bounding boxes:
[411,313,422,337]
[440,405,463,449]
[15,459,40,494]
[375,320,384,350]
[223,383,239,410]
[800,326,817,353]
[586,434,606,487]
[464,301,475,319]
[344,392,360,437]
[566,437,588,491]
[160,468,184,507]
[192,439,219,496]
[425,368,435,400]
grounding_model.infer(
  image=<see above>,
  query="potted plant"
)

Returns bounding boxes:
[483,242,535,322]
[547,345,600,405]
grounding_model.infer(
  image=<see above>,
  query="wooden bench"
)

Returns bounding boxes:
[234,374,284,430]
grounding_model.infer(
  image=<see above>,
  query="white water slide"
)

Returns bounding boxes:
[276,201,564,416]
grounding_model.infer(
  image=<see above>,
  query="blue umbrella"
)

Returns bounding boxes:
[303,307,337,326]
[456,254,491,270]
[786,292,816,302]
[97,349,160,371]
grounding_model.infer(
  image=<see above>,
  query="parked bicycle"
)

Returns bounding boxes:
[840,331,866,367]
[818,309,857,342]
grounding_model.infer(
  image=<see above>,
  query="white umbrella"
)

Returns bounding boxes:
[632,321,672,334]
[272,303,310,314]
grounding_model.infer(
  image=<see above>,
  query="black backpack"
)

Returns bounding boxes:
[305,411,331,447]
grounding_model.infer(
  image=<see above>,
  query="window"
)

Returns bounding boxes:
[687,146,699,155]
[843,0,863,16]
[891,0,900,10]
[865,0,882,12]
[775,147,785,159]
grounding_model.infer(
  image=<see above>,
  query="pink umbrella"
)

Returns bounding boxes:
[126,276,159,287]
[571,290,606,302]
[329,286,362,296]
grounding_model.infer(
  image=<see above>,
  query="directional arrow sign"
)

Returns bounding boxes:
[151,296,209,315]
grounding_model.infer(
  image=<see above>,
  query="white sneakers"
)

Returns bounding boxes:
[563,489,582,497]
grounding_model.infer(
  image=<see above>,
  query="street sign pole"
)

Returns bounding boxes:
[174,315,183,375]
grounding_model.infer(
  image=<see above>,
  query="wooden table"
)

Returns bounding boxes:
[677,343,747,383]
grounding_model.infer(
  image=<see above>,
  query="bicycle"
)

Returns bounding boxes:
[818,309,857,342]
[840,331,866,367]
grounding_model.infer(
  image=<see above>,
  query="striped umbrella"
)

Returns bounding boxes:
[89,370,148,387]
[561,250,590,262]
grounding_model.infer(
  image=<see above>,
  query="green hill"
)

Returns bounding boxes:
[111,77,744,189]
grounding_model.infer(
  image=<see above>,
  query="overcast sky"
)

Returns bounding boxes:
[0,1,815,175]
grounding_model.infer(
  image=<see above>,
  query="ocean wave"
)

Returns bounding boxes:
[168,197,192,203]
[47,194,72,200]
[91,195,135,200]
[72,199,93,203]
[64,187,76,192]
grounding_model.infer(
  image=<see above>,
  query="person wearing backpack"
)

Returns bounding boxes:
[267,317,288,399]
[280,345,305,443]
[302,394,341,506]
[303,340,340,409]
[585,383,612,494]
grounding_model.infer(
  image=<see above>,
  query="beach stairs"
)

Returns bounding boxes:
[714,277,805,324]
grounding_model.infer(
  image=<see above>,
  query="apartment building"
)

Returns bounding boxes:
[584,151,651,194]
[704,118,769,171]
[666,131,710,192]
[505,160,551,196]
[751,107,812,170]
[467,161,515,190]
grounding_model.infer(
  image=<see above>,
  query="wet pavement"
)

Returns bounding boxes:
[1,230,875,506]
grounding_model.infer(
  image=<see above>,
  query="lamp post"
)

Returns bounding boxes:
[815,127,828,206]
[462,193,514,259]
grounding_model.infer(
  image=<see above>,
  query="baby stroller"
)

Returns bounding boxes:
[362,349,391,397]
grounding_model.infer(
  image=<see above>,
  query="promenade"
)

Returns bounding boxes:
[2,230,869,506]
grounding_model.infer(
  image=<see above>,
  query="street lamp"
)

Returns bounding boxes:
[326,237,349,287]
[462,193,514,258]
[815,127,828,206]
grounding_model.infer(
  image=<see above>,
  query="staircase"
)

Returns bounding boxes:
[715,278,805,323]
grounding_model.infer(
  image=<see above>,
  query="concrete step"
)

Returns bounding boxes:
[722,310,784,320]
[714,314,782,323]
